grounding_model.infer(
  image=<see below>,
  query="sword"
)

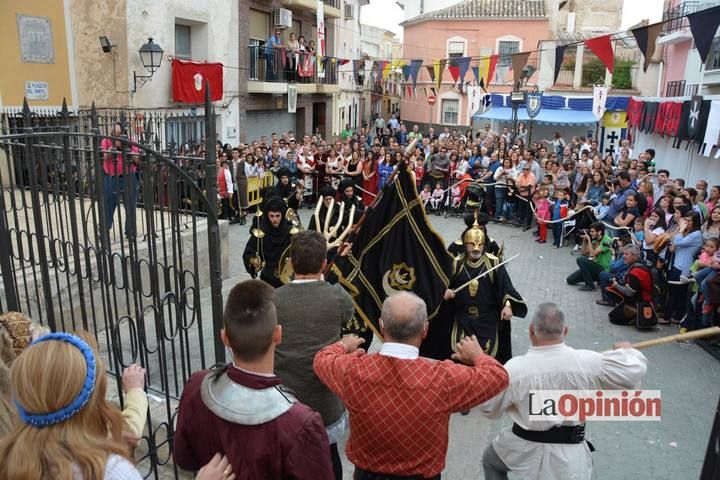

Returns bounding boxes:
[452,254,519,294]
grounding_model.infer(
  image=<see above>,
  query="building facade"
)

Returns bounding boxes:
[333,0,365,136]
[400,0,549,129]
[240,0,342,142]
[0,0,78,110]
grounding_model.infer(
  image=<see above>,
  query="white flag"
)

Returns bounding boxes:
[592,86,609,122]
[467,86,483,124]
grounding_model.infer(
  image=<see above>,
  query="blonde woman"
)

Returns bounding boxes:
[0,332,233,480]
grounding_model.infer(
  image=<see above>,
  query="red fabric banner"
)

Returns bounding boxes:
[584,35,614,74]
[172,59,223,103]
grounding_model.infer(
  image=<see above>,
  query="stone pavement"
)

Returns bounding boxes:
[216,209,720,479]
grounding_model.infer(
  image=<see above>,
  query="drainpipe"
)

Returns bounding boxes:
[656,60,664,96]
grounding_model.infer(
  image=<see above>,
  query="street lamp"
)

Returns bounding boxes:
[133,38,164,93]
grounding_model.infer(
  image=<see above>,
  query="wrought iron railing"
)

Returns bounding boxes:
[665,79,699,97]
[661,1,699,35]
[248,46,338,85]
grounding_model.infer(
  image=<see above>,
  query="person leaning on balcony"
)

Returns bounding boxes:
[265,28,282,81]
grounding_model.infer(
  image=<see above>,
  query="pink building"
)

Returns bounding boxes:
[400,0,549,128]
[658,0,700,97]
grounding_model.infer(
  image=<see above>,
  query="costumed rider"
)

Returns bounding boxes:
[443,218,527,364]
[337,178,365,229]
[448,211,501,258]
[243,196,296,288]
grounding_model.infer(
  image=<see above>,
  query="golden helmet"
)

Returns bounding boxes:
[462,220,486,247]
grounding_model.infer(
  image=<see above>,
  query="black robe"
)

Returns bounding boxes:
[242,217,293,288]
[420,253,526,364]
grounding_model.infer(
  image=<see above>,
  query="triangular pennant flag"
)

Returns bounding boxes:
[376,60,388,81]
[456,57,471,86]
[448,65,460,85]
[339,58,349,66]
[425,65,435,84]
[495,64,510,83]
[479,55,498,88]
[479,77,485,91]
[585,34,614,74]
[631,23,662,73]
[402,64,411,81]
[487,55,498,86]
[331,57,337,66]
[688,5,720,63]
[382,61,392,81]
[471,65,480,85]
[409,59,423,88]
[511,52,531,88]
[433,59,446,90]
[554,45,566,85]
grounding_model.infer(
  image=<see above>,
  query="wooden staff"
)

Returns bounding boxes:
[452,254,519,294]
[627,326,720,350]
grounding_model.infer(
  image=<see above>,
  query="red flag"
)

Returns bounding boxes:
[172,59,223,103]
[584,35,614,74]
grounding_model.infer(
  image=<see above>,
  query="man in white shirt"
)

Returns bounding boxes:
[479,302,648,480]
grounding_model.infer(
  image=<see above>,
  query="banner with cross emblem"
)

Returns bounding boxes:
[600,111,627,156]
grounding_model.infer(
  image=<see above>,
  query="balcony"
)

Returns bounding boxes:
[247,46,339,94]
[665,79,699,97]
[659,1,698,44]
[282,0,341,18]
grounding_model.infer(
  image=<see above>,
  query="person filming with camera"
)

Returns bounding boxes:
[566,222,614,291]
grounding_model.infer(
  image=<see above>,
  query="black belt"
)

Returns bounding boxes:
[512,423,586,444]
[353,467,440,480]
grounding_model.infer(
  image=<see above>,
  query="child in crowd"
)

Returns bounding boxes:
[683,238,720,330]
[504,179,517,222]
[551,188,569,248]
[430,182,445,210]
[534,187,551,244]
[451,184,463,208]
[633,217,645,245]
[594,194,612,221]
[541,174,555,199]
[420,183,432,209]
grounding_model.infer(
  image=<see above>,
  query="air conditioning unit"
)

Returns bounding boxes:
[274,8,292,28]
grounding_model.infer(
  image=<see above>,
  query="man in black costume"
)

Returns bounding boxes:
[273,167,302,211]
[337,178,365,230]
[424,219,526,364]
[243,196,295,288]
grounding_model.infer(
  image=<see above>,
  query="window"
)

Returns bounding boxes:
[175,24,192,60]
[706,37,720,71]
[447,40,465,59]
[344,2,354,19]
[441,99,459,125]
[497,40,519,67]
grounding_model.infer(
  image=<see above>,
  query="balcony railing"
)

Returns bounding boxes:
[323,0,340,8]
[665,79,699,97]
[662,1,698,35]
[248,46,338,85]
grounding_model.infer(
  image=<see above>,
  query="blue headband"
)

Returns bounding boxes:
[15,332,97,428]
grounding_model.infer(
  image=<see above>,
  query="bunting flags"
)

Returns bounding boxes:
[401,63,411,81]
[456,56,471,87]
[433,59,446,90]
[425,65,435,85]
[585,35,614,74]
[377,60,389,82]
[631,23,662,72]
[471,65,480,85]
[448,64,460,85]
[409,59,422,88]
[554,45,566,85]
[511,52,531,87]
[688,5,720,63]
[478,55,498,90]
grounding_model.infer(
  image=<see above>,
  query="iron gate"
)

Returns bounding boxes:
[0,92,224,478]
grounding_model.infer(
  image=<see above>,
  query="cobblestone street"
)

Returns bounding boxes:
[223,210,720,479]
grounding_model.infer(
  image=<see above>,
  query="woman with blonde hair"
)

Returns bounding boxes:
[0,330,234,480]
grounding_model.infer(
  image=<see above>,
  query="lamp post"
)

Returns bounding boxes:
[132,38,164,93]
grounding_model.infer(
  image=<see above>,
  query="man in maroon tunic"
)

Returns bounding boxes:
[173,279,334,479]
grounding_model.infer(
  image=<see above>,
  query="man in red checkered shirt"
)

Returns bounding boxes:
[313,292,510,479]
